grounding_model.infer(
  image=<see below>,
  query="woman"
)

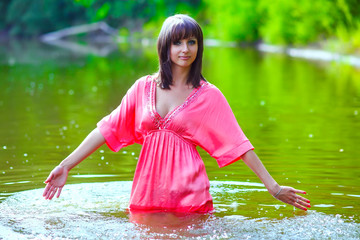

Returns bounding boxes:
[43,14,311,213]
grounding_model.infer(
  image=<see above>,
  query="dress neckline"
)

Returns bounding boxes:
[149,76,206,129]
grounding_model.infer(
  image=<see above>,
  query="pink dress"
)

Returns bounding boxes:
[97,75,254,213]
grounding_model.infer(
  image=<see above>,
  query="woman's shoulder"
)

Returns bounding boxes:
[134,74,155,84]
[201,81,225,98]
[130,74,157,89]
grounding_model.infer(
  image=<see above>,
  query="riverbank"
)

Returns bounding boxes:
[1,31,360,69]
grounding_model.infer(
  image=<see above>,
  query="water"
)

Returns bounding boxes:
[0,40,359,239]
[1,181,359,239]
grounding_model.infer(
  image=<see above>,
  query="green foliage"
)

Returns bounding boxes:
[94,2,110,21]
[1,0,360,49]
[257,0,337,44]
[203,0,360,48]
[3,0,87,37]
[203,0,260,41]
[0,0,201,37]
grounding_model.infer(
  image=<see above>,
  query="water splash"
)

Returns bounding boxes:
[0,181,359,239]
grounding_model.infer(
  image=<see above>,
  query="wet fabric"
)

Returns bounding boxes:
[97,75,254,213]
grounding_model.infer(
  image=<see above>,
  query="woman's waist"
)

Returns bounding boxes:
[144,129,196,147]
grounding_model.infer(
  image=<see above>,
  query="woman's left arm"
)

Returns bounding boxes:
[241,150,311,211]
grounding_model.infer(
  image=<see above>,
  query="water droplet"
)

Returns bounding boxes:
[62,126,68,131]
[122,151,127,154]
[131,152,135,156]
[101,156,105,160]
[8,57,15,66]
[100,150,104,153]
[309,134,313,138]
[68,89,75,95]
[48,73,54,80]
[260,100,266,106]
[24,153,28,157]
[339,149,344,152]
[56,146,60,149]
[92,86,98,92]
[354,110,358,115]
[269,117,276,121]
[2,146,6,149]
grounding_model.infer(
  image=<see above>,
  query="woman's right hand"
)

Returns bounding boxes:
[43,165,69,200]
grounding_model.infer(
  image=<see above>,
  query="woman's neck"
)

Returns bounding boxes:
[171,65,191,87]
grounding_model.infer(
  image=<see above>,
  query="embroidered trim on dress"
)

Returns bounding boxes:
[147,75,207,129]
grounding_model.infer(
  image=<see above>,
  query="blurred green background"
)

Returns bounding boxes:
[1,0,360,53]
[0,1,360,238]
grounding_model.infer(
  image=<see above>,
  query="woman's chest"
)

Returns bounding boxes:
[135,81,207,133]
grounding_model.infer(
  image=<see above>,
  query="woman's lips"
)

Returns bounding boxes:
[179,56,191,60]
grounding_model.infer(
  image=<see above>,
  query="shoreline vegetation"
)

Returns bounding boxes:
[1,0,359,67]
[28,21,360,68]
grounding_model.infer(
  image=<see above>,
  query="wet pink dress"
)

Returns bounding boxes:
[97,75,254,213]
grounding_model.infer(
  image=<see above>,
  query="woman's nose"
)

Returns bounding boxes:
[182,43,189,52]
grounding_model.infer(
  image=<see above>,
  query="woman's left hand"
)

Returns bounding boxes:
[274,186,311,211]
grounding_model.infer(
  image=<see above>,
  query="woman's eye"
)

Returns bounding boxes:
[188,40,196,45]
[173,41,181,45]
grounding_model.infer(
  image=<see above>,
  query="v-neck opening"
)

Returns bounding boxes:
[151,80,200,120]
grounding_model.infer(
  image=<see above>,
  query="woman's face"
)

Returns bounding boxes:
[170,37,198,70]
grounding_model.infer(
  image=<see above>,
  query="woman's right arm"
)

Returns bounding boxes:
[43,127,105,200]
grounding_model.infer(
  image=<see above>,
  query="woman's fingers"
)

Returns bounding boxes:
[293,189,307,195]
[295,199,311,210]
[44,184,54,200]
[56,187,63,198]
[43,184,51,197]
[48,187,58,200]
[43,184,54,199]
[290,194,311,211]
[298,195,311,203]
[294,201,308,211]
[43,183,63,200]
[276,186,311,211]
[44,173,53,184]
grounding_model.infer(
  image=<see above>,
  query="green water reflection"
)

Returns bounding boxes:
[0,40,359,222]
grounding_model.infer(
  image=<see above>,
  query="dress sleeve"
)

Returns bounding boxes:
[194,85,254,168]
[96,79,140,152]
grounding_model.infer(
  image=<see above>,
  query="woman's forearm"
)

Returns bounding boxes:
[241,150,280,196]
[59,128,105,171]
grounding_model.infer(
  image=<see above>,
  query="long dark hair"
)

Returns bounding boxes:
[157,14,205,89]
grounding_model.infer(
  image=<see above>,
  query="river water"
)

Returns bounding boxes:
[0,40,359,239]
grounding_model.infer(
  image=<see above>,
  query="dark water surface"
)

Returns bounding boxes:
[0,40,359,239]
